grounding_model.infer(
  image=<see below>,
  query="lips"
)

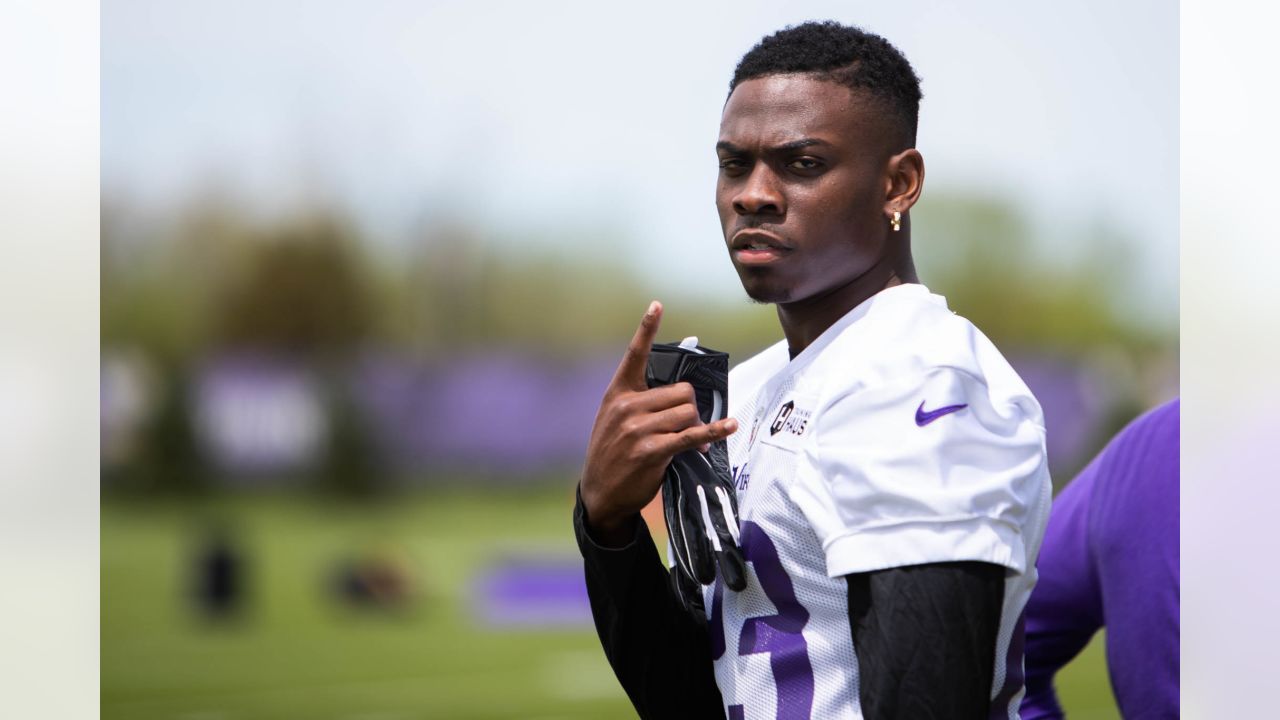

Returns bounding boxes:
[730,229,791,265]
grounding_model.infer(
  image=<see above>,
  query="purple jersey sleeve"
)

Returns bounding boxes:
[1021,398,1180,719]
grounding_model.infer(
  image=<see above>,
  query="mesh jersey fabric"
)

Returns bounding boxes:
[711,283,1052,720]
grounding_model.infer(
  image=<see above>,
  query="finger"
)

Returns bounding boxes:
[637,402,702,435]
[660,417,738,456]
[611,300,662,392]
[625,382,696,412]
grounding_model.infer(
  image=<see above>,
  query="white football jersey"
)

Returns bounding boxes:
[709,283,1052,720]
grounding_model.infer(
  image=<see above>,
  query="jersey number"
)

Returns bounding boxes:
[711,521,815,719]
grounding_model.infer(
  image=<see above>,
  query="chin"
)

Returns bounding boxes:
[737,269,783,302]
[740,279,792,305]
[735,265,794,304]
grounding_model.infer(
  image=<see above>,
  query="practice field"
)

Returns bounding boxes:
[103,489,1119,719]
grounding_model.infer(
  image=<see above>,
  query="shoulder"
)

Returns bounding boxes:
[811,284,1043,427]
[1086,397,1179,527]
[1110,398,1180,453]
[1089,398,1179,492]
[780,286,1052,576]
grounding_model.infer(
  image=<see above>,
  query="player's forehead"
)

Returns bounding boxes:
[718,74,870,150]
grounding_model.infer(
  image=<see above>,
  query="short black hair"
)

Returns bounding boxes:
[730,21,923,147]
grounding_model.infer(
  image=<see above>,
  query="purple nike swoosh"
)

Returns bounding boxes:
[915,401,968,426]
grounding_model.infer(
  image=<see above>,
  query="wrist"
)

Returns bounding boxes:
[580,486,639,548]
[590,512,639,546]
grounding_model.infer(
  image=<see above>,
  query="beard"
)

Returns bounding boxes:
[736,266,792,305]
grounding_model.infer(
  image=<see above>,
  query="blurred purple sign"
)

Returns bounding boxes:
[194,355,327,475]
[471,556,592,628]
[176,348,1114,482]
[355,351,614,474]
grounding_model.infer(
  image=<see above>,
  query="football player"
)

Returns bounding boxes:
[575,21,1051,719]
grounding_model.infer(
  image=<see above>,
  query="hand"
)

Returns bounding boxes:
[647,339,748,599]
[580,301,739,546]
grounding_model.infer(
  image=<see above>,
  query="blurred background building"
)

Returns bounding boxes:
[102,1,1176,718]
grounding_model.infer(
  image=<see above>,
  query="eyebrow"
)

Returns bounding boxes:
[716,138,828,154]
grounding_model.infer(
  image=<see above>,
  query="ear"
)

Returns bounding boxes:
[883,148,925,218]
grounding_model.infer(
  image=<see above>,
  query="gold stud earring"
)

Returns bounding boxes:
[891,211,902,232]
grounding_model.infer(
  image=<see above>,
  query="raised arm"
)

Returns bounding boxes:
[578,301,737,544]
[575,301,738,719]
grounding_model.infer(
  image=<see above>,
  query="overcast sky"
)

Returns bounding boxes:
[103,0,1176,322]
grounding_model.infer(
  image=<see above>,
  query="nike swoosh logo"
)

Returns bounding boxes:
[915,401,968,427]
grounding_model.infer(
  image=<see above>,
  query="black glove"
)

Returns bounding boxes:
[646,338,747,618]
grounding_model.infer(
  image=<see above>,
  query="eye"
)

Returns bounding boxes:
[787,157,824,173]
[718,157,750,175]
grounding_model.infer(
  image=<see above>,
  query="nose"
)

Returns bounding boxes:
[732,165,784,217]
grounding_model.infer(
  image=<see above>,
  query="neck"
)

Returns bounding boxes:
[778,250,918,359]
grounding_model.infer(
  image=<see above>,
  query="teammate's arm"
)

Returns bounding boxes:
[846,561,1006,720]
[575,301,738,719]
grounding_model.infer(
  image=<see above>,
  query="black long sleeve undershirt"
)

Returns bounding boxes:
[574,492,726,719]
[848,562,1005,719]
[575,490,1006,719]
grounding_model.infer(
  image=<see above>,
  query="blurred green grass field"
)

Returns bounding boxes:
[103,490,1119,719]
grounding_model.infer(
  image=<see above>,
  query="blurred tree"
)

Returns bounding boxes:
[913,194,1153,353]
[387,222,784,359]
[214,216,375,359]
[104,193,1173,362]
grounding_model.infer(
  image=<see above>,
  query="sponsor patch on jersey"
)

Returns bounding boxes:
[760,396,814,451]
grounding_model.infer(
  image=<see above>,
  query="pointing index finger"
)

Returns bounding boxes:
[613,300,662,391]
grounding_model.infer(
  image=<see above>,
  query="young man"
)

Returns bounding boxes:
[575,21,1051,719]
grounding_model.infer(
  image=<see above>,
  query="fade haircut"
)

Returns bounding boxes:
[730,21,923,148]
